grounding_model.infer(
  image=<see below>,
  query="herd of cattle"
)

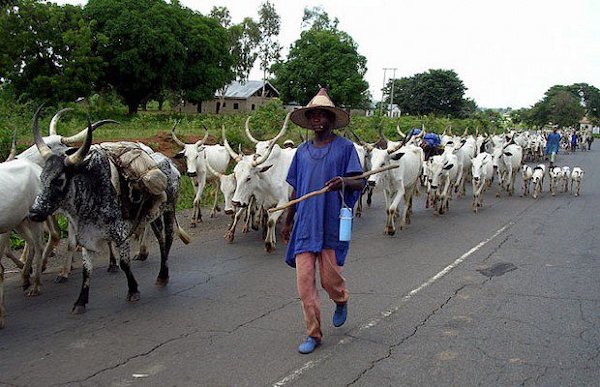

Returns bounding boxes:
[0,108,591,328]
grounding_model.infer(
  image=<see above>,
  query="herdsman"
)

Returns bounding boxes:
[281,88,364,354]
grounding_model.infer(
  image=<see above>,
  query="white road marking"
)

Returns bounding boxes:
[272,223,511,386]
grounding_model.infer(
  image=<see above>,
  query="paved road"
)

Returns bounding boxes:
[1,148,599,386]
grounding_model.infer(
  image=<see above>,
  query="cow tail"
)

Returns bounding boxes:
[175,216,191,244]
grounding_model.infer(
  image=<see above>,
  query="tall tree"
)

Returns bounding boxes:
[385,69,467,117]
[271,8,369,108]
[0,0,104,104]
[257,1,282,96]
[85,0,232,113]
[528,83,593,127]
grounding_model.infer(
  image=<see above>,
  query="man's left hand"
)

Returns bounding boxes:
[325,176,345,191]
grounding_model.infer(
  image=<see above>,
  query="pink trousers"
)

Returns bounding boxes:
[295,249,349,340]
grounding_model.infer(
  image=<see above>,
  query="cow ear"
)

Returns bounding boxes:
[443,163,454,170]
[173,151,185,159]
[259,164,273,173]
[390,152,405,161]
[504,151,513,156]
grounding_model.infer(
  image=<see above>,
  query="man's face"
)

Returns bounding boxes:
[306,109,333,133]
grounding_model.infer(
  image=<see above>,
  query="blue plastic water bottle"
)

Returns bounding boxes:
[339,207,353,241]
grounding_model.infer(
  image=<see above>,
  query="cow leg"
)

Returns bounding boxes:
[265,207,283,253]
[56,221,77,283]
[20,221,45,297]
[225,207,245,242]
[210,182,221,218]
[356,191,363,218]
[115,241,139,302]
[72,248,95,314]
[133,225,150,262]
[150,218,169,286]
[4,245,24,270]
[0,235,8,329]
[190,180,202,227]
[42,216,61,272]
[107,243,119,272]
[366,186,374,207]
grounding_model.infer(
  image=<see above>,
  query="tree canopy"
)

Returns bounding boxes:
[271,8,369,108]
[0,0,104,103]
[526,83,599,127]
[384,69,468,117]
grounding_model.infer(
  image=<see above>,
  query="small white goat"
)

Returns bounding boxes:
[570,167,584,196]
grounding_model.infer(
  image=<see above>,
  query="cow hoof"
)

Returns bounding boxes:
[190,223,197,228]
[251,224,259,231]
[224,232,234,243]
[265,243,276,253]
[127,292,141,302]
[72,305,86,315]
[54,275,68,284]
[21,279,31,291]
[107,264,119,273]
[133,252,148,262]
[26,287,40,297]
[242,226,249,233]
[155,277,169,287]
[355,212,362,218]
[495,193,500,198]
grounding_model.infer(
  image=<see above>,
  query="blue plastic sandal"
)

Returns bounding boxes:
[333,302,348,327]
[298,336,320,354]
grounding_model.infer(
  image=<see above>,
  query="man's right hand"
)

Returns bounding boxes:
[281,223,292,244]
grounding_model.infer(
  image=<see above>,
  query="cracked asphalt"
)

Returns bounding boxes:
[1,148,599,386]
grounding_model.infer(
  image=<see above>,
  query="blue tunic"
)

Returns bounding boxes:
[285,136,363,268]
[546,132,561,155]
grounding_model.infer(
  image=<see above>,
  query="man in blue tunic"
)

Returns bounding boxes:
[545,127,561,168]
[281,88,364,354]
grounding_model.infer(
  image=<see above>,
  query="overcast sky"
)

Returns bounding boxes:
[55,0,599,109]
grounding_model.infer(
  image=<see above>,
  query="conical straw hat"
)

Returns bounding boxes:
[290,88,350,129]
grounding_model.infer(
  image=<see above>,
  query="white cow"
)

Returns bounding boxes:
[521,164,533,197]
[492,141,523,197]
[531,164,546,199]
[560,166,571,193]
[471,152,494,212]
[225,114,293,252]
[0,159,50,328]
[570,167,584,196]
[548,166,563,196]
[429,149,459,215]
[171,122,231,226]
[368,142,423,235]
[453,132,477,198]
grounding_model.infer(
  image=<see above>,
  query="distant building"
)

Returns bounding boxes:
[174,80,280,114]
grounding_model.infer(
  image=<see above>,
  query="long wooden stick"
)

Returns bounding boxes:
[268,164,399,213]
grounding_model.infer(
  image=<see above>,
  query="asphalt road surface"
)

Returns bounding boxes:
[1,147,599,386]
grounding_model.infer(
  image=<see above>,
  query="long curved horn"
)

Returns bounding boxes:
[252,139,276,167]
[442,126,448,136]
[475,127,479,137]
[297,127,305,142]
[387,128,415,154]
[349,128,367,146]
[396,125,406,138]
[64,116,93,167]
[6,129,17,161]
[270,111,291,144]
[32,104,52,160]
[448,125,454,136]
[171,120,186,148]
[49,108,73,136]
[222,125,241,162]
[462,127,468,137]
[204,155,223,178]
[244,116,260,144]
[61,120,119,144]
[378,125,389,143]
[194,125,209,146]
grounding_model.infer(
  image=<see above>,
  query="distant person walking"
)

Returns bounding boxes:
[281,88,364,354]
[546,127,561,168]
[570,130,578,152]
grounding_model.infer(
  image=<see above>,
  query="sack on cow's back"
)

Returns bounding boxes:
[100,142,167,196]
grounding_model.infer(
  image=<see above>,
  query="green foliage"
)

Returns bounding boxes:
[257,0,282,83]
[271,25,369,108]
[528,84,589,128]
[385,69,467,117]
[0,0,104,104]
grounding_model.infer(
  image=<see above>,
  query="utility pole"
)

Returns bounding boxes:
[382,67,397,117]
[380,68,388,115]
[389,68,397,117]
